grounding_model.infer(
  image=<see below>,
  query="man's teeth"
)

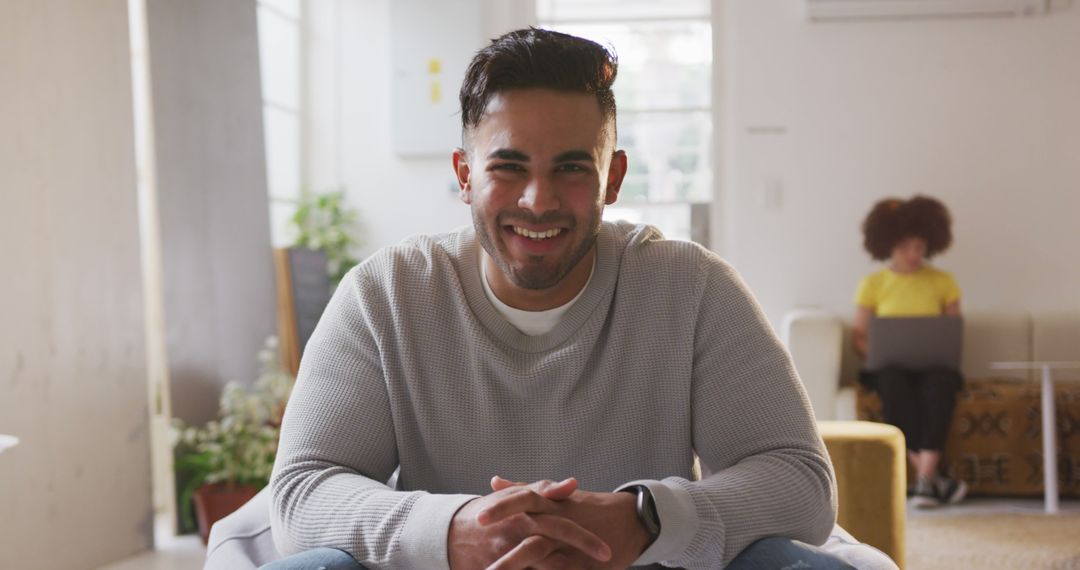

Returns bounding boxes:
[512,226,562,240]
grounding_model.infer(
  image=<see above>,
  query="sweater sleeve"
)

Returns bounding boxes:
[269,269,476,569]
[631,254,837,569]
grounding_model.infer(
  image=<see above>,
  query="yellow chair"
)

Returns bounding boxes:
[819,420,907,569]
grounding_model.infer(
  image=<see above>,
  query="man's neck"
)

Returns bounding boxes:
[482,247,596,311]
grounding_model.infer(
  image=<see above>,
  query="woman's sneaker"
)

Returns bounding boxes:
[911,476,941,509]
[936,476,968,505]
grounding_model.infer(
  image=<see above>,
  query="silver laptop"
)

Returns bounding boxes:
[866,316,963,372]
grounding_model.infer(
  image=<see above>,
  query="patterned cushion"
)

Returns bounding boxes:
[857,378,1080,496]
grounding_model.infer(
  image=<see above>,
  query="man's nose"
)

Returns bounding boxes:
[518,176,560,215]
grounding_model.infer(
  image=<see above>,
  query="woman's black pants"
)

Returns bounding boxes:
[863,367,963,452]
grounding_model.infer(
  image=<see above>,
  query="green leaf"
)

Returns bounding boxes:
[170,336,296,533]
[287,188,362,290]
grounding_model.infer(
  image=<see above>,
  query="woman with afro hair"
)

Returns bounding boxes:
[853,195,968,509]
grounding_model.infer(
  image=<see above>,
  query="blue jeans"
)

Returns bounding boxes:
[259,537,856,569]
[259,548,364,570]
[727,536,858,569]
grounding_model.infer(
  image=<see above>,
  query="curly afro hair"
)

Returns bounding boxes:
[861,195,953,261]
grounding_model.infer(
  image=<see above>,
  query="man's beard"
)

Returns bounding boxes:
[473,207,601,291]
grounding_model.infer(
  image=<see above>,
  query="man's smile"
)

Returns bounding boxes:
[502,224,570,255]
[510,226,564,240]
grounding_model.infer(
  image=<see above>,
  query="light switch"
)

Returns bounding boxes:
[762,177,784,210]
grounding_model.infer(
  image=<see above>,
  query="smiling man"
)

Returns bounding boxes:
[263,28,892,570]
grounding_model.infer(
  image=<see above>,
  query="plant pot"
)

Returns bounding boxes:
[192,482,260,544]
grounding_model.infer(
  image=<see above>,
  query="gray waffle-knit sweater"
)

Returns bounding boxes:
[269,221,836,569]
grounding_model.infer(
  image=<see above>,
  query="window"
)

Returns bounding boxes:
[538,0,712,244]
[257,0,302,246]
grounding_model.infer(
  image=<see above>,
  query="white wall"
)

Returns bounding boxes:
[0,1,153,567]
[720,0,1080,328]
[305,0,536,257]
[146,0,278,424]
[301,0,1080,330]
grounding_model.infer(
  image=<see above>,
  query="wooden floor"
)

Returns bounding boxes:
[96,534,205,570]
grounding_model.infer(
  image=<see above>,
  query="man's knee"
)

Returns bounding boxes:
[258,547,365,570]
[727,537,857,569]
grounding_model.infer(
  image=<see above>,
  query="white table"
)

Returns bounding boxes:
[990,361,1080,514]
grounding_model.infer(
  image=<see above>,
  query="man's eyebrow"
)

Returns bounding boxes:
[487,149,529,161]
[553,150,594,163]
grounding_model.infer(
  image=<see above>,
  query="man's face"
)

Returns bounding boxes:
[454,89,625,292]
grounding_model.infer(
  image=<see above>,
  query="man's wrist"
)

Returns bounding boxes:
[615,479,700,566]
[400,493,477,570]
[620,485,661,550]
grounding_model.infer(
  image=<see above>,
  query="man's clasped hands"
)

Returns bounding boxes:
[448,476,653,570]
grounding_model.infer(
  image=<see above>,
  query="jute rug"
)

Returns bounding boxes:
[906,513,1080,569]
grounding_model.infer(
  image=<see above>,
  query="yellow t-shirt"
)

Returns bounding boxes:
[854,266,961,317]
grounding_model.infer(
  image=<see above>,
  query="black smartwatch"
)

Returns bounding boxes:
[621,485,661,541]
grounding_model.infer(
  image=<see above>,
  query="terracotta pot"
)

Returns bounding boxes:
[192,482,260,544]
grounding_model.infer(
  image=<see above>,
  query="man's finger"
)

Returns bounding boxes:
[489,476,577,499]
[526,513,612,562]
[529,550,590,570]
[477,480,578,525]
[477,487,560,525]
[485,535,559,570]
[536,477,577,500]
[490,475,526,492]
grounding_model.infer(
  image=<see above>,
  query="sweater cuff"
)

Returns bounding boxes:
[615,479,700,566]
[398,493,478,570]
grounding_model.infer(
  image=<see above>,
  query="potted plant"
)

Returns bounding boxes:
[291,189,361,289]
[172,336,294,543]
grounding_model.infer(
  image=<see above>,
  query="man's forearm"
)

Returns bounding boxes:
[270,460,476,569]
[623,448,836,568]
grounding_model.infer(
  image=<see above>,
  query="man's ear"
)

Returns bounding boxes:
[452,147,472,204]
[604,150,627,206]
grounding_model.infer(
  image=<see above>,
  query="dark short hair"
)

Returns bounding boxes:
[459,27,618,139]
[861,195,953,260]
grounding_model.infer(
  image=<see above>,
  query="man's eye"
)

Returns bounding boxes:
[491,163,525,172]
[557,164,588,173]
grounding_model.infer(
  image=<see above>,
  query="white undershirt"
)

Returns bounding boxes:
[479,249,595,336]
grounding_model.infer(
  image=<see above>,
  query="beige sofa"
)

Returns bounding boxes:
[785,310,1080,497]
